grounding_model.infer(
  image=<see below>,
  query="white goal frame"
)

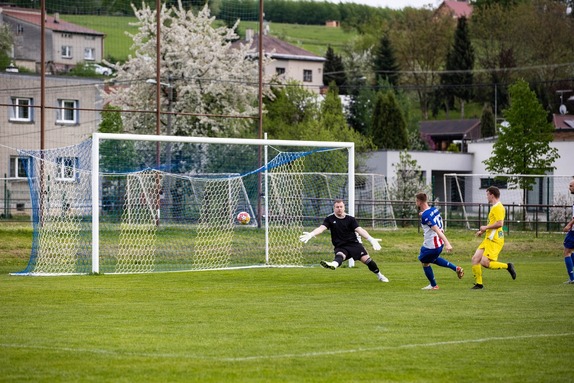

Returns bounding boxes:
[91,132,355,274]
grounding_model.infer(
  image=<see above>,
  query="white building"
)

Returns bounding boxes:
[0,72,104,215]
[0,6,106,74]
[363,139,574,206]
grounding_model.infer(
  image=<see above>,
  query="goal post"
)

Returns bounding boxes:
[90,132,355,274]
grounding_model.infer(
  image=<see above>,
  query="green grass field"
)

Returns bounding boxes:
[1,225,573,382]
[61,15,356,61]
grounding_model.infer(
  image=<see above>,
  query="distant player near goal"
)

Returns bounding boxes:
[299,199,389,282]
[471,186,516,289]
[562,179,574,284]
[415,192,464,290]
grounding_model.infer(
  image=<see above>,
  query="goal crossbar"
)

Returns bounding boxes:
[91,132,355,274]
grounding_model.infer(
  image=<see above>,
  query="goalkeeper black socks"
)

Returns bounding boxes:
[365,257,380,274]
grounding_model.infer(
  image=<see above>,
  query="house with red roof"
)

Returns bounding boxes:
[233,30,326,94]
[0,6,105,73]
[435,0,473,19]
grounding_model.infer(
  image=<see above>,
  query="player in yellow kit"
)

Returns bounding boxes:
[471,186,516,289]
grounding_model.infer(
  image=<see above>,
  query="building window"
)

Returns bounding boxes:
[56,157,78,182]
[9,97,33,122]
[480,178,508,189]
[303,69,313,82]
[85,35,96,40]
[84,48,95,61]
[9,156,30,178]
[61,33,72,39]
[16,24,24,35]
[276,67,285,75]
[61,45,72,59]
[56,99,78,124]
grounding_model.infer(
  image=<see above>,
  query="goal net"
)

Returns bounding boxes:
[14,133,395,275]
[443,173,574,230]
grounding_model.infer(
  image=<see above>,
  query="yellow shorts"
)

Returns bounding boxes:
[478,239,504,261]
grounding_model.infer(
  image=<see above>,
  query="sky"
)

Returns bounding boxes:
[323,0,439,10]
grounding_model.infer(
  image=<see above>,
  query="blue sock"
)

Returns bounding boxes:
[423,265,436,286]
[434,257,457,271]
[566,256,574,281]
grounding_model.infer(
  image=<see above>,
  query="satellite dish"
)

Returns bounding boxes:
[559,104,567,115]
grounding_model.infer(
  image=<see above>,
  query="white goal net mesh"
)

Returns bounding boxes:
[15,135,396,275]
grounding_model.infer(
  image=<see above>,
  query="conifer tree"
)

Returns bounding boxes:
[441,16,474,118]
[373,33,400,87]
[371,90,408,150]
[323,45,347,94]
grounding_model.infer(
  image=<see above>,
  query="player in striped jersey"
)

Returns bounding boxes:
[416,192,464,290]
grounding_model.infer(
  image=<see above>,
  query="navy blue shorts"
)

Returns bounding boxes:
[564,231,574,250]
[418,246,444,264]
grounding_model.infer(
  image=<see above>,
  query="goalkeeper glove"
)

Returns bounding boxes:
[299,232,315,244]
[367,236,382,251]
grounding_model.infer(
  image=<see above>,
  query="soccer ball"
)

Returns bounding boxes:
[237,211,251,225]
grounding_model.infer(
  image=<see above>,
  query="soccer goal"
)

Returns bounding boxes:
[443,173,574,230]
[15,133,359,275]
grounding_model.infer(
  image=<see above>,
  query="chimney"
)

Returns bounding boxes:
[54,12,60,23]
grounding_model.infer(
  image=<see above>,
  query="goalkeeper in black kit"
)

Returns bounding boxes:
[299,199,389,282]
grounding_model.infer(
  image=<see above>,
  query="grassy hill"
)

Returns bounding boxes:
[62,15,357,62]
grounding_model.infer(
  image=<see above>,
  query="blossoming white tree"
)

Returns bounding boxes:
[104,1,267,136]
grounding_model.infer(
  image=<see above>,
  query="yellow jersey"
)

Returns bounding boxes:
[486,201,505,244]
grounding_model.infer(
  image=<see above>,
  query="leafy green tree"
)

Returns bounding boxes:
[390,8,453,119]
[98,105,139,173]
[309,83,373,152]
[263,81,320,140]
[371,90,408,150]
[373,33,400,87]
[323,45,347,94]
[484,79,560,201]
[480,104,496,138]
[346,85,376,136]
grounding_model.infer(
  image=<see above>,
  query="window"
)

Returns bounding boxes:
[85,35,96,41]
[303,69,313,82]
[9,156,30,178]
[61,45,72,59]
[84,48,95,61]
[9,97,33,122]
[480,178,508,189]
[61,33,72,39]
[276,67,285,75]
[56,157,78,182]
[56,99,78,124]
[16,24,24,35]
